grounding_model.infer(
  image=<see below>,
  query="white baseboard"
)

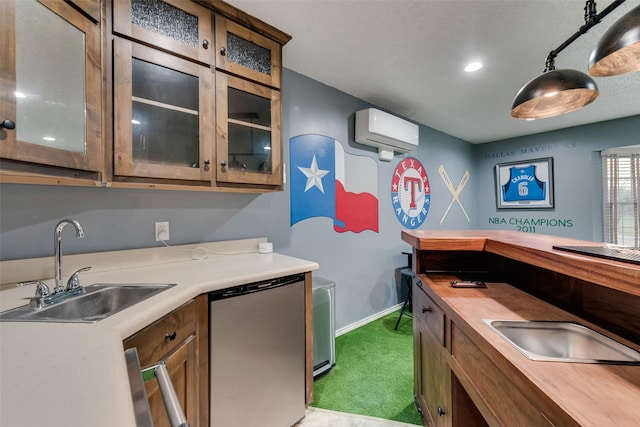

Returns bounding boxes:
[335,303,404,337]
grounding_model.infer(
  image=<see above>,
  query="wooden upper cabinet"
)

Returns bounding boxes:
[1,0,289,191]
[0,0,102,173]
[113,38,214,181]
[215,72,282,186]
[215,15,282,89]
[66,0,101,23]
[113,0,214,65]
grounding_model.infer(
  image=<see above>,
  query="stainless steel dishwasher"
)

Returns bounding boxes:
[209,273,306,427]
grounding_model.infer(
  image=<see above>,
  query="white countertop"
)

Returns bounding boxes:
[0,239,319,427]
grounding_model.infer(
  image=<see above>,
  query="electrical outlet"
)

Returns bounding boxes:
[155,221,169,241]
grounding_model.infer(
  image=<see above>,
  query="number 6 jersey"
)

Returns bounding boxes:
[502,165,546,202]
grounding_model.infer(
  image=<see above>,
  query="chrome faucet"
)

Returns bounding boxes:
[16,219,90,309]
[54,219,85,293]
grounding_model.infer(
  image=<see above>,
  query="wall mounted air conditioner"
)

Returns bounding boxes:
[355,108,419,161]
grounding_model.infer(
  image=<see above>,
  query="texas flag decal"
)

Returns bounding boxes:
[290,134,378,233]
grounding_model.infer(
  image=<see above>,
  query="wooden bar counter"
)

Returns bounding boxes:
[402,230,640,427]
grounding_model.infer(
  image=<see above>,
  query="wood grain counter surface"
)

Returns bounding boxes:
[402,230,640,296]
[418,274,640,427]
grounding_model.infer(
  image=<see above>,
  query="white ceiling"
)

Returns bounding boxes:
[225,0,640,143]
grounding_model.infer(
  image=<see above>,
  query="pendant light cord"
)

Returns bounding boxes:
[543,0,626,71]
[512,0,638,119]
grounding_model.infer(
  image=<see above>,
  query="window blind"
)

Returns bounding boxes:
[602,148,640,246]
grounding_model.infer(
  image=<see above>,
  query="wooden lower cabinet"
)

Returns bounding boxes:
[416,326,451,426]
[413,282,489,427]
[450,322,553,427]
[450,375,488,427]
[143,334,197,427]
[413,280,561,427]
[406,232,640,427]
[414,282,450,426]
[123,295,209,427]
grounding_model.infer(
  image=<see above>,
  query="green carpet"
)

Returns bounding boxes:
[311,310,422,425]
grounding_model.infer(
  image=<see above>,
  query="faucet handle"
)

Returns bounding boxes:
[18,281,51,309]
[66,266,92,290]
[17,280,51,297]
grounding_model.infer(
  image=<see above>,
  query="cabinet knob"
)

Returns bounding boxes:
[421,306,431,313]
[202,39,209,49]
[1,119,16,130]
[165,331,177,341]
[203,159,211,165]
[437,406,446,416]
[220,160,227,167]
[220,46,227,56]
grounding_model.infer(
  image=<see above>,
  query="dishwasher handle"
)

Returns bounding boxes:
[210,273,306,300]
[155,362,190,427]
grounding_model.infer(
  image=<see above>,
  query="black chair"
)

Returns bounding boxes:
[394,252,414,330]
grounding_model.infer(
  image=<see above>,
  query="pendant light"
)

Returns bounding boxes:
[511,56,599,120]
[589,5,640,76]
[511,0,635,120]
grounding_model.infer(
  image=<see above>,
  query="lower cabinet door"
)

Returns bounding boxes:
[414,284,451,426]
[144,334,198,427]
[417,327,451,427]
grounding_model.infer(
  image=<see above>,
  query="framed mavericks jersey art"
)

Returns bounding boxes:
[495,157,554,209]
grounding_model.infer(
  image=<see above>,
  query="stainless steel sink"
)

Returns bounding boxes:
[0,283,175,323]
[486,320,640,364]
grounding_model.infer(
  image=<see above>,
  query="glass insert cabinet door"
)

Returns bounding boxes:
[215,15,282,89]
[216,73,282,186]
[113,39,213,181]
[0,0,102,172]
[113,0,213,65]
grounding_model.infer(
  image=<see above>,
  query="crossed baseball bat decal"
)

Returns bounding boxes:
[438,164,470,225]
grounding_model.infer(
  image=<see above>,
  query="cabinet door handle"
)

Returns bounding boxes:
[165,331,177,341]
[421,306,431,313]
[1,119,16,130]
[220,160,227,167]
[202,39,209,49]
[220,46,227,56]
[437,406,446,416]
[203,159,211,165]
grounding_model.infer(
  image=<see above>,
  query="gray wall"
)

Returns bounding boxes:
[1,68,636,329]
[474,115,640,241]
[0,69,474,330]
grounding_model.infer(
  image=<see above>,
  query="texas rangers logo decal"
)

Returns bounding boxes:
[391,157,430,229]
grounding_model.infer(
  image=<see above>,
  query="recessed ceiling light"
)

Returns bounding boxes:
[131,119,141,125]
[464,62,483,72]
[43,136,56,141]
[14,91,26,98]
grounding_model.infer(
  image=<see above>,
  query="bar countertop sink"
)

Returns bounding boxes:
[486,320,640,364]
[0,283,175,323]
